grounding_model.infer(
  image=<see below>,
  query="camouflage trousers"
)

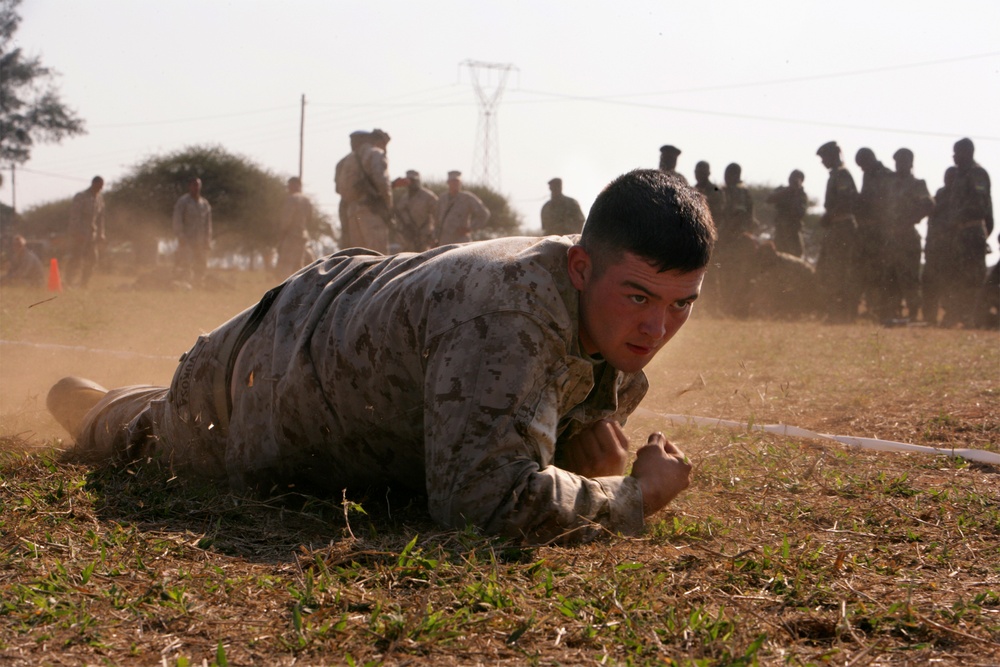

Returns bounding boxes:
[345,202,389,253]
[75,284,286,481]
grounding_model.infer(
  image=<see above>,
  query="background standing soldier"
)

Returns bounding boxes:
[274,176,313,279]
[540,177,585,236]
[172,177,213,286]
[393,170,438,252]
[0,234,45,288]
[334,130,369,249]
[854,148,895,320]
[347,129,393,253]
[693,161,725,223]
[816,141,860,323]
[767,169,808,257]
[436,171,490,245]
[658,145,688,185]
[888,148,934,321]
[65,175,105,288]
[716,162,758,317]
[923,167,957,326]
[948,137,993,328]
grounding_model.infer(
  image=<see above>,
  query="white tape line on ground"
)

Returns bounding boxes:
[634,408,1000,466]
[0,339,178,362]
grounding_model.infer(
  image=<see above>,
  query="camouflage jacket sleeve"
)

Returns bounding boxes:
[423,310,645,545]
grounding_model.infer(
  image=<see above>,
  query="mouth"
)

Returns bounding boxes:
[626,343,653,356]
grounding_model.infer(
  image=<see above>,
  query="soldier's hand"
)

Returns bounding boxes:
[631,433,692,516]
[562,419,630,478]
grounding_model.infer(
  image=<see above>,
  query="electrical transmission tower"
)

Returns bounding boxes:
[461,60,516,190]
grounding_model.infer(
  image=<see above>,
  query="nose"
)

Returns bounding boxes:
[638,307,668,340]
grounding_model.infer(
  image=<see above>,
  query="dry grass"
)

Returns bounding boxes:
[1,270,998,666]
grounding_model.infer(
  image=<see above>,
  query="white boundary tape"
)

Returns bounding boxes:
[634,408,1000,465]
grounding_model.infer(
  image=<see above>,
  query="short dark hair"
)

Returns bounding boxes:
[580,169,716,274]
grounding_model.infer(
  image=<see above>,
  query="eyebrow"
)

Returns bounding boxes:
[622,280,699,302]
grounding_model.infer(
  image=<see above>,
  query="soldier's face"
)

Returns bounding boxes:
[568,246,704,374]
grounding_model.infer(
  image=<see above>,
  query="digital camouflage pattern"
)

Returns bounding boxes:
[77,236,649,544]
[540,194,586,236]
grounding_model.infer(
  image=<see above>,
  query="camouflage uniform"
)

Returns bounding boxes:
[948,161,993,326]
[65,188,105,287]
[887,173,933,319]
[345,144,392,253]
[275,192,313,278]
[854,161,895,319]
[817,166,860,322]
[172,193,213,284]
[74,236,648,544]
[1,244,45,287]
[394,186,439,252]
[694,181,725,226]
[766,184,807,257]
[437,191,490,245]
[540,195,585,236]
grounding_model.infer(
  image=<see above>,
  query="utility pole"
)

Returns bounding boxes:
[461,60,516,190]
[299,94,306,181]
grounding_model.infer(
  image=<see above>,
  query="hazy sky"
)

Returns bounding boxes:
[5,0,999,257]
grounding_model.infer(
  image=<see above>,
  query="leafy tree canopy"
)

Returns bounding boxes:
[108,144,331,254]
[0,0,85,164]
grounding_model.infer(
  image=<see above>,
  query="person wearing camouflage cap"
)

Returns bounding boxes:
[540,178,586,236]
[393,169,439,252]
[47,169,715,546]
[886,148,934,321]
[436,171,491,245]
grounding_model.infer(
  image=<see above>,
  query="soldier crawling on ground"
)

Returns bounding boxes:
[46,169,712,546]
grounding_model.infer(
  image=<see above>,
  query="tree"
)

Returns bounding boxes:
[0,0,85,164]
[108,144,331,264]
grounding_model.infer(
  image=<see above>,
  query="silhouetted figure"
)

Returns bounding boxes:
[65,176,105,288]
[816,141,860,323]
[658,145,688,185]
[923,167,957,326]
[854,148,895,320]
[767,170,808,257]
[946,137,994,327]
[540,178,585,236]
[887,148,933,320]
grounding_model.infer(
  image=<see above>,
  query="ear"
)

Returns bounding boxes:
[566,245,592,291]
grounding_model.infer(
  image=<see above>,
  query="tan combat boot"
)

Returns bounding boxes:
[46,376,108,440]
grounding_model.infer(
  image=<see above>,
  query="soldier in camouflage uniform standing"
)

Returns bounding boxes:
[343,129,393,253]
[692,161,727,315]
[766,170,808,258]
[65,176,106,288]
[393,170,438,252]
[716,163,757,317]
[46,169,713,546]
[436,171,490,246]
[923,167,957,326]
[540,178,585,236]
[172,177,213,286]
[334,131,369,249]
[947,138,994,327]
[854,148,895,320]
[816,141,860,323]
[274,177,314,279]
[887,148,934,321]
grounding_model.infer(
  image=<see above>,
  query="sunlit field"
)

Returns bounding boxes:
[1,268,997,666]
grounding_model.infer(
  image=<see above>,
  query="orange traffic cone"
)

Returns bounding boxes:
[48,258,63,292]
